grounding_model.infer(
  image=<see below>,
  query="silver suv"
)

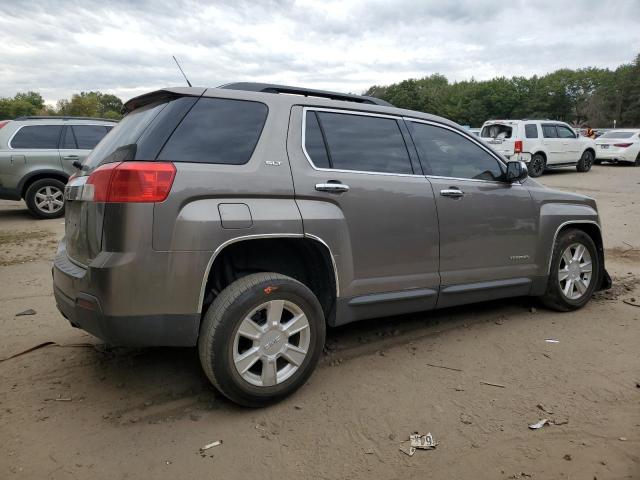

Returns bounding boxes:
[53,84,611,406]
[0,116,116,218]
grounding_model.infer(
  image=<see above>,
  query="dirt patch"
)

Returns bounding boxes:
[606,246,640,263]
[0,229,58,266]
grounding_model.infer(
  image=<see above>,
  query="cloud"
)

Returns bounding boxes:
[0,0,638,104]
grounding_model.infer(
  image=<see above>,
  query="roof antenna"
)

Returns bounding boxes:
[172,55,192,87]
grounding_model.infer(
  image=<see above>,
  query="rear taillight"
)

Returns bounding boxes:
[514,140,523,153]
[0,121,9,130]
[86,162,176,203]
[613,143,633,148]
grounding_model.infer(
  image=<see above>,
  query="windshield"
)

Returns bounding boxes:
[481,124,513,139]
[82,100,168,172]
[601,131,637,139]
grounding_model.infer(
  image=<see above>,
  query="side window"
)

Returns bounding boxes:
[61,127,77,149]
[314,111,413,174]
[72,125,109,149]
[409,122,504,181]
[542,125,557,138]
[525,124,538,138]
[304,111,330,168]
[158,97,268,165]
[556,125,576,139]
[10,125,62,149]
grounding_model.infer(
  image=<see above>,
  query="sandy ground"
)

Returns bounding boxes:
[1,165,639,480]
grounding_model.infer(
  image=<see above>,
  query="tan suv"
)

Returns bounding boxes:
[0,116,116,218]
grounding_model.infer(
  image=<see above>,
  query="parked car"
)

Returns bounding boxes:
[53,84,611,406]
[594,129,640,165]
[480,119,596,177]
[0,116,116,218]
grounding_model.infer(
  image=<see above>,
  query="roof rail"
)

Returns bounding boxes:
[218,82,393,107]
[14,116,118,122]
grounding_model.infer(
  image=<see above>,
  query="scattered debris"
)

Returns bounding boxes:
[454,385,465,392]
[480,381,506,388]
[622,299,640,308]
[399,444,416,457]
[529,307,537,314]
[563,454,572,461]
[537,403,554,414]
[551,418,569,426]
[528,419,549,430]
[425,363,463,372]
[410,432,437,450]
[199,440,222,452]
[545,339,560,343]
[15,308,36,316]
[44,395,72,402]
[508,472,531,479]
[619,437,627,441]
[363,448,374,455]
[294,405,302,410]
[0,341,101,363]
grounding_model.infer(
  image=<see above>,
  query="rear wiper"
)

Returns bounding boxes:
[72,161,87,171]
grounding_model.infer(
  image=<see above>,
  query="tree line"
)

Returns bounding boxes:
[0,91,124,120]
[365,54,640,128]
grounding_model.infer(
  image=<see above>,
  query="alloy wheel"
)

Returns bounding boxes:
[558,242,592,300]
[233,299,311,387]
[34,186,64,214]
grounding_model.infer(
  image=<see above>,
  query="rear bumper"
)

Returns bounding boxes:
[504,153,532,163]
[52,245,201,347]
[596,151,634,162]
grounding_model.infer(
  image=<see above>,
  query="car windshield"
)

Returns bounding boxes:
[480,123,513,139]
[601,131,636,139]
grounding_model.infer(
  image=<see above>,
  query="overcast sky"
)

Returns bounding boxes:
[1,0,639,105]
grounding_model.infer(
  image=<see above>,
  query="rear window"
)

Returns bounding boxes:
[84,100,168,171]
[525,124,538,138]
[601,131,636,139]
[481,124,513,139]
[157,97,268,165]
[11,125,62,149]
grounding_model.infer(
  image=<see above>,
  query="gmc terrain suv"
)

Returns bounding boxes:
[53,84,611,406]
[0,116,116,218]
[480,119,596,177]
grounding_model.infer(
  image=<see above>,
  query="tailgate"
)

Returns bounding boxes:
[481,122,516,155]
[64,175,105,266]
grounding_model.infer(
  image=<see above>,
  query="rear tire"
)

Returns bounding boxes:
[634,153,640,166]
[528,153,546,178]
[576,150,594,172]
[540,228,600,312]
[198,273,325,407]
[24,178,66,219]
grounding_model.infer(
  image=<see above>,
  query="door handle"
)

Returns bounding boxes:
[440,188,464,198]
[63,155,79,160]
[315,183,350,193]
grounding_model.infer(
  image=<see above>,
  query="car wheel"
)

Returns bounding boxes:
[528,154,546,177]
[198,272,325,407]
[634,153,640,166]
[540,228,600,312]
[576,150,594,172]
[25,178,66,219]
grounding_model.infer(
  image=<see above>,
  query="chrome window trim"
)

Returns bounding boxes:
[197,232,341,312]
[8,123,110,150]
[546,220,602,274]
[301,106,423,178]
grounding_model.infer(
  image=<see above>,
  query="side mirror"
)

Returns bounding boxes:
[505,160,528,183]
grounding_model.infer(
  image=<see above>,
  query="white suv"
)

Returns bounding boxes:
[480,120,596,177]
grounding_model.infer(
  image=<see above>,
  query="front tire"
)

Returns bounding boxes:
[198,273,325,407]
[528,153,546,177]
[634,152,640,166]
[540,229,600,311]
[25,178,66,219]
[576,150,594,172]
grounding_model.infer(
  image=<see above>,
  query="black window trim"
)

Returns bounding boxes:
[8,124,64,150]
[405,118,517,185]
[301,107,421,177]
[60,125,77,149]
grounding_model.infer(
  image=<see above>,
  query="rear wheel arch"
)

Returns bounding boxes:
[200,236,338,324]
[20,170,69,199]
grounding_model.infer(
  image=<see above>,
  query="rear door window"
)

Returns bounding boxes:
[158,97,268,165]
[10,125,62,149]
[311,111,413,174]
[304,111,330,168]
[525,124,539,138]
[72,125,110,149]
[542,125,558,138]
[410,122,504,181]
[61,127,77,149]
